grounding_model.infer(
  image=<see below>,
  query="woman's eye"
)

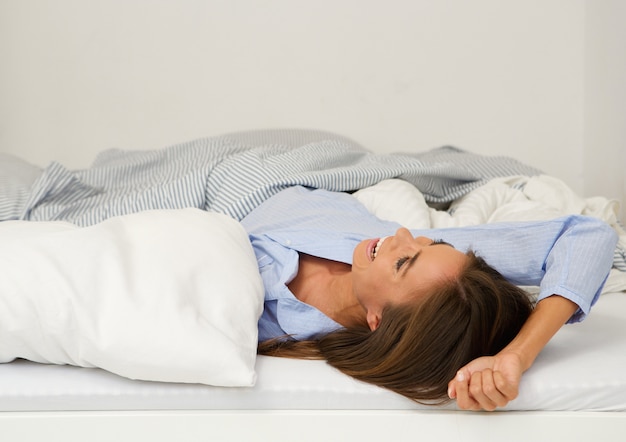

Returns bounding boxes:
[395,256,409,270]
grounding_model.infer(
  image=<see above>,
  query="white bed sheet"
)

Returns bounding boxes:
[1,291,625,413]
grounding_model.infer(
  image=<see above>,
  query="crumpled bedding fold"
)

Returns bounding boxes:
[354,176,626,291]
[2,130,541,226]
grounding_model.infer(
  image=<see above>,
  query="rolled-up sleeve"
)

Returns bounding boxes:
[411,215,618,323]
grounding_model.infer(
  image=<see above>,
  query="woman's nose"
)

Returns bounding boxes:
[395,228,432,247]
[395,227,413,241]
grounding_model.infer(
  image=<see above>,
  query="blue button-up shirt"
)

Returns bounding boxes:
[240,186,617,342]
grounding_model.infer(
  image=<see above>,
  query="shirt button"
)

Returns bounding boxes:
[285,239,292,246]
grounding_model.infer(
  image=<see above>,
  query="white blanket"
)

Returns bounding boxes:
[354,175,626,293]
[0,209,264,386]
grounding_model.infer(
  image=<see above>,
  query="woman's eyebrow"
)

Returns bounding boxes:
[401,241,454,276]
[401,253,420,276]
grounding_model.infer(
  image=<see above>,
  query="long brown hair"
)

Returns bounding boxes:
[257,252,534,404]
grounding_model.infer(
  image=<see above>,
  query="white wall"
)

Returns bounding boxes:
[584,0,626,222]
[0,0,623,219]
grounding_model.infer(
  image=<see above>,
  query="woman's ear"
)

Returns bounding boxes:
[366,311,381,331]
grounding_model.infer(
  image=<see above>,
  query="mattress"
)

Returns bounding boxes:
[2,290,625,413]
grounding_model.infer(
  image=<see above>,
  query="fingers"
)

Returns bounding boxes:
[452,369,517,411]
[451,370,480,410]
[468,369,503,411]
[448,367,474,400]
[447,382,456,399]
[493,370,519,402]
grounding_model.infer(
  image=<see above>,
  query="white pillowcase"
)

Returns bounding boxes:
[0,208,264,386]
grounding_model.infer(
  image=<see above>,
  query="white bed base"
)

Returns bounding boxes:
[3,410,626,442]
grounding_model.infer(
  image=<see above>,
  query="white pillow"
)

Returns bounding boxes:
[0,208,264,386]
[353,179,432,228]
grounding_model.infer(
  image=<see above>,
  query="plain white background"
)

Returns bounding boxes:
[1,0,624,221]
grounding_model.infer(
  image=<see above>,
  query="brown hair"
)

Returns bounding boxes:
[257,252,534,404]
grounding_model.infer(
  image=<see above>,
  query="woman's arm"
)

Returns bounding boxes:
[447,294,578,411]
[442,216,617,410]
[417,216,617,322]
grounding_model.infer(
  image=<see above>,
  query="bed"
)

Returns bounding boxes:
[1,129,625,442]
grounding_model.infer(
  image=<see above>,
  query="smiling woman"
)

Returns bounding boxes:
[245,185,617,409]
[284,232,468,334]
[351,230,469,331]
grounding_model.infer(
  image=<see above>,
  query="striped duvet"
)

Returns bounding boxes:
[12,129,541,226]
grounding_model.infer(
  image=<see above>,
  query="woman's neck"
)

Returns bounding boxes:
[287,253,368,328]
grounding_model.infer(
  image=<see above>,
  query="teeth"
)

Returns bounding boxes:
[372,237,388,259]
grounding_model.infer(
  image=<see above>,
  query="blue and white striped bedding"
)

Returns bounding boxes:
[6,129,542,225]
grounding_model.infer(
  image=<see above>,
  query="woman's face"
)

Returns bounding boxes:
[351,227,468,330]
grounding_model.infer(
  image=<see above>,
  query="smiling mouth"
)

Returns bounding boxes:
[371,237,389,260]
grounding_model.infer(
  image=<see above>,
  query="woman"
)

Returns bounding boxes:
[241,185,618,411]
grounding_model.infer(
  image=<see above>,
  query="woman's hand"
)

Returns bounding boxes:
[447,351,524,411]
[448,295,578,411]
